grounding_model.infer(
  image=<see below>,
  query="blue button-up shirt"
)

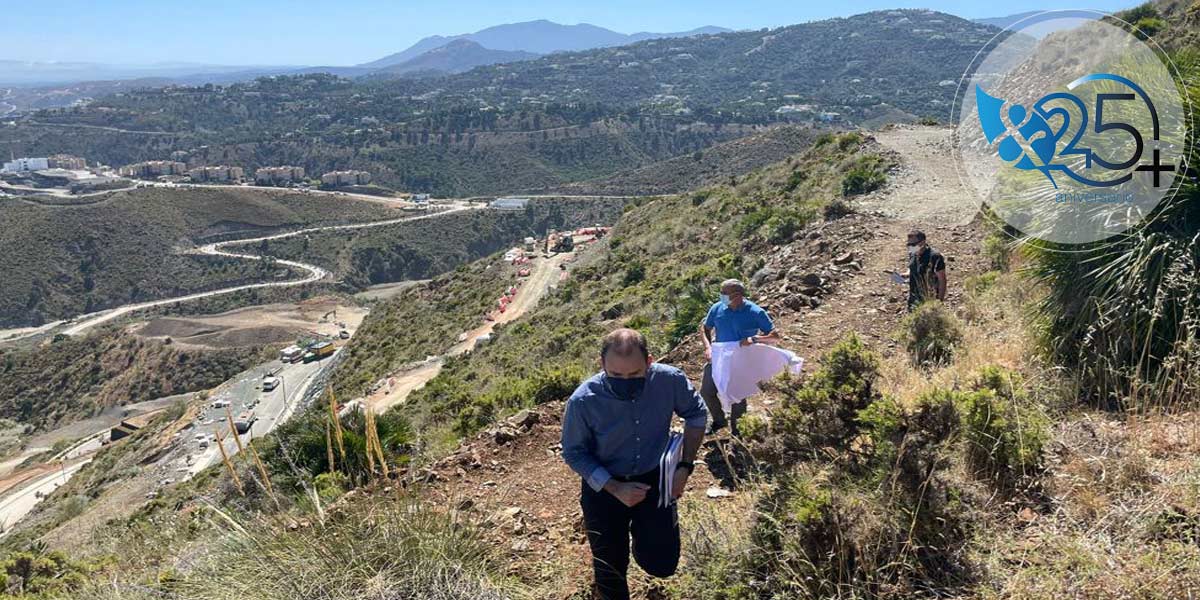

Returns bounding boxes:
[561,363,708,492]
[704,299,774,343]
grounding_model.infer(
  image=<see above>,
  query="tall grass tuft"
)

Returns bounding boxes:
[1023,52,1200,410]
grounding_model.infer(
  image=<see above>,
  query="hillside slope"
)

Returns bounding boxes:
[551,125,825,195]
[377,40,539,77]
[0,329,259,430]
[358,20,729,68]
[258,198,625,289]
[5,10,996,197]
[0,187,399,328]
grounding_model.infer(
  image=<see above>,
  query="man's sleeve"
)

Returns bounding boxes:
[703,303,717,329]
[673,372,708,429]
[933,253,947,272]
[561,395,611,492]
[757,306,775,334]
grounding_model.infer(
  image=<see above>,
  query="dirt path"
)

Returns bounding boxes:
[857,125,979,226]
[367,252,575,414]
[398,126,992,597]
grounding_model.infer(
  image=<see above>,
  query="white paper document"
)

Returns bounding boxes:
[711,341,805,413]
[658,432,683,507]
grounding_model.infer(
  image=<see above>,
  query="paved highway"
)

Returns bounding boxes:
[186,350,335,476]
[0,460,90,535]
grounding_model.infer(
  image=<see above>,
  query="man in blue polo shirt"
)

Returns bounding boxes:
[561,328,707,600]
[698,278,779,436]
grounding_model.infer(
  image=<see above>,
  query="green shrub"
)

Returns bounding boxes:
[900,301,964,367]
[455,398,496,437]
[982,230,1012,271]
[958,366,1049,483]
[1133,16,1167,38]
[313,471,348,503]
[0,544,95,596]
[963,271,1000,297]
[763,209,808,244]
[822,197,854,220]
[1024,54,1200,406]
[622,262,646,286]
[783,169,807,192]
[842,165,886,196]
[749,390,968,598]
[838,131,865,151]
[454,364,585,436]
[761,334,883,460]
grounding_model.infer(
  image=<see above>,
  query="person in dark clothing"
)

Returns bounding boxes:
[561,329,708,600]
[903,229,947,310]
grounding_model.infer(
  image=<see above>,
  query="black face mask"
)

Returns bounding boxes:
[606,375,646,400]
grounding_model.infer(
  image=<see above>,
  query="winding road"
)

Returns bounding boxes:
[0,203,478,342]
[56,203,478,337]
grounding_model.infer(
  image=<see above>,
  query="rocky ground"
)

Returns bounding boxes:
[343,126,995,596]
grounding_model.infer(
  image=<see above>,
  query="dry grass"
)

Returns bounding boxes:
[879,267,1200,598]
[663,480,764,599]
[879,271,1061,411]
[972,414,1200,599]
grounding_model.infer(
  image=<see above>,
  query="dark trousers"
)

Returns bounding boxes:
[580,468,680,600]
[701,363,747,435]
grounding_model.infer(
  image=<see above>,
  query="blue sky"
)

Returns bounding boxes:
[0,0,1138,66]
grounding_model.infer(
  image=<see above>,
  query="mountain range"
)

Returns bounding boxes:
[0,20,729,87]
[358,20,730,68]
[373,40,540,76]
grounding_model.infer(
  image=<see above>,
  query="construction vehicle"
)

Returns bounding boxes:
[551,234,574,253]
[303,341,335,363]
[234,411,257,434]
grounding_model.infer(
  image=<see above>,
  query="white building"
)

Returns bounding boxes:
[490,197,529,210]
[320,170,371,186]
[188,165,245,182]
[255,166,305,184]
[2,157,50,173]
[119,160,187,178]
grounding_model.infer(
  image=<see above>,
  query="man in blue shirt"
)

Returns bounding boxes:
[698,278,780,437]
[561,328,707,600]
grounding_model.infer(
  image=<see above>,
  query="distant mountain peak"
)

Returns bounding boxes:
[375,38,539,77]
[357,20,730,69]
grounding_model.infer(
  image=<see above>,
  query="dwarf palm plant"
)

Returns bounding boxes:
[1024,51,1200,409]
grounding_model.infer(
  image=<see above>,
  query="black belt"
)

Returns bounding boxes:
[611,467,659,484]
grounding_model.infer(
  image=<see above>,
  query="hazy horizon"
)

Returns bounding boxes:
[0,0,1136,67]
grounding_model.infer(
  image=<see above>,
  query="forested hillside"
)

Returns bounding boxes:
[258,198,625,288]
[0,10,996,196]
[0,330,259,429]
[0,187,399,327]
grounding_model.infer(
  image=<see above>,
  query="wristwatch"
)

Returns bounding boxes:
[676,461,695,475]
